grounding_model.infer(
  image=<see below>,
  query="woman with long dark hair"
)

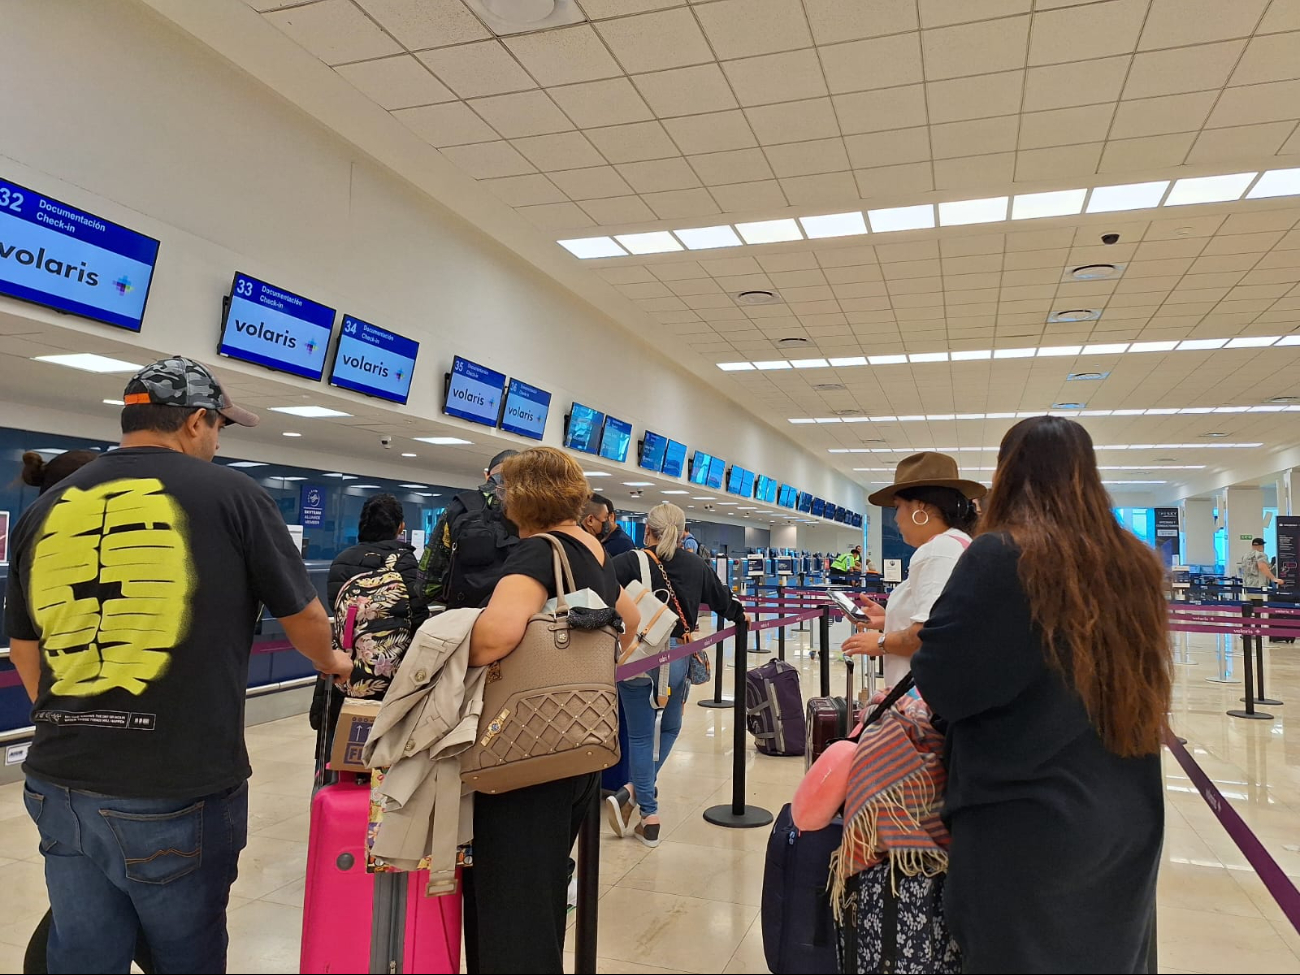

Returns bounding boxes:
[912,416,1171,973]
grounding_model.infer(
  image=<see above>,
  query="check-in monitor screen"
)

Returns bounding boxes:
[0,177,160,333]
[220,272,335,381]
[663,439,688,478]
[706,455,726,491]
[500,378,551,440]
[690,450,713,485]
[565,402,605,454]
[444,355,507,427]
[329,316,418,404]
[600,415,633,463]
[640,430,667,472]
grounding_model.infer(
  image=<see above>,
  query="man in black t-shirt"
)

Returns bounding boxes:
[4,356,352,974]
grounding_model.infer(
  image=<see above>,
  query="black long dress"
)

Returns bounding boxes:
[912,532,1163,974]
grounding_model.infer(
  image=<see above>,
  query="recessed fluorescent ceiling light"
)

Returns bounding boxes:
[414,436,473,445]
[323,473,357,479]
[350,484,382,489]
[799,211,868,239]
[282,432,302,437]
[1164,172,1256,206]
[34,353,143,374]
[1225,336,1280,348]
[716,501,738,505]
[993,348,1036,359]
[1085,180,1169,213]
[951,349,992,361]
[791,358,829,368]
[674,225,742,249]
[1037,345,1083,357]
[788,417,816,424]
[401,452,418,457]
[938,196,1008,226]
[277,475,306,480]
[735,218,802,244]
[1011,189,1086,220]
[399,483,427,488]
[268,405,352,418]
[615,231,681,254]
[1246,168,1300,199]
[226,461,268,468]
[582,471,610,477]
[867,204,934,233]
[623,481,653,486]
[557,236,625,259]
[868,354,908,365]
[1129,341,1178,353]
[662,490,689,495]
[102,398,123,406]
[1278,336,1300,346]
[1177,338,1228,350]
[829,355,868,366]
[1083,343,1129,354]
[717,361,756,371]
[693,496,715,500]
[753,360,793,370]
[909,352,948,363]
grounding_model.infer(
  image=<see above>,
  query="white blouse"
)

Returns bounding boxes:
[881,529,971,686]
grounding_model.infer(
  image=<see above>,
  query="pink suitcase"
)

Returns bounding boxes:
[300,773,461,974]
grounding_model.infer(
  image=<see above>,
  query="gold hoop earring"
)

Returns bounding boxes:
[911,509,930,526]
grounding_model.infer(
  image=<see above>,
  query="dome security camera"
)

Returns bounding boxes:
[380,435,393,448]
[1101,233,1120,245]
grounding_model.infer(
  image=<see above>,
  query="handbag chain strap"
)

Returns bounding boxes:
[644,549,691,634]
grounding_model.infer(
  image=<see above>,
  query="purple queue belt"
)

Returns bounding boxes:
[1164,730,1300,934]
[612,608,821,681]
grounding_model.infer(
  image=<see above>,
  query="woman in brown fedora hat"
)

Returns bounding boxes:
[841,452,984,686]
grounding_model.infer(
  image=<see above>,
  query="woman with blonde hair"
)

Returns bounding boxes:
[464,447,640,974]
[607,503,747,846]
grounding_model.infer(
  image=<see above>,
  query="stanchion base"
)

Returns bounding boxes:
[747,647,772,654]
[703,803,774,829]
[1205,677,1238,684]
[1227,708,1275,720]
[1247,696,1284,706]
[697,698,734,709]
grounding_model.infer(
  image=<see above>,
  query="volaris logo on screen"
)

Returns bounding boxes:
[0,241,102,289]
[231,317,322,357]
[340,351,398,379]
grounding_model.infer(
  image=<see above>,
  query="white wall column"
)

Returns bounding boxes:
[1225,485,1264,572]
[1181,497,1217,566]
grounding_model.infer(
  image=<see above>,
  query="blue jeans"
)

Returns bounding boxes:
[618,651,689,818]
[23,776,249,974]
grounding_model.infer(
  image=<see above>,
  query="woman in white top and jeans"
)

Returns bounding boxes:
[842,453,984,682]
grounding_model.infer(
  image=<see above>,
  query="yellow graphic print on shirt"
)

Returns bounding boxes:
[30,478,194,697]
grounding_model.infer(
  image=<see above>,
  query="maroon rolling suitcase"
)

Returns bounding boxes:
[803,657,862,769]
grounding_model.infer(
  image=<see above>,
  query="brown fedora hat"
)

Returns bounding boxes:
[867,451,987,507]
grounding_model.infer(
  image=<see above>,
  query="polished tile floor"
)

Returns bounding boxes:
[0,618,1297,974]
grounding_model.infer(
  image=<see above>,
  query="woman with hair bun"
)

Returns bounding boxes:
[20,449,98,494]
[842,452,984,687]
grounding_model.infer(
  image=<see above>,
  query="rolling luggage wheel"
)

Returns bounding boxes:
[23,909,155,975]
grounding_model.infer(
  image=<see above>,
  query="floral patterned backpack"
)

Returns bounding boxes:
[332,551,415,700]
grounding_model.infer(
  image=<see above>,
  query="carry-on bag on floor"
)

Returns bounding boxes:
[746,658,806,756]
[836,862,961,974]
[805,657,863,769]
[761,803,842,974]
[300,771,462,974]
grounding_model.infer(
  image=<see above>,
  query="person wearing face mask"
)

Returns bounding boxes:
[582,494,637,557]
[842,453,984,687]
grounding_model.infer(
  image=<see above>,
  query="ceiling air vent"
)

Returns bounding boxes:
[834,408,862,415]
[463,0,586,36]
[737,290,783,306]
[814,383,847,391]
[1067,371,1109,381]
[1068,263,1123,281]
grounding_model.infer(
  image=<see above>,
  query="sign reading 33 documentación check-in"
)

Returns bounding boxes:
[0,178,160,332]
[219,271,336,382]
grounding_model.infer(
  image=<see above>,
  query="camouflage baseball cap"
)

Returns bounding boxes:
[123,356,259,428]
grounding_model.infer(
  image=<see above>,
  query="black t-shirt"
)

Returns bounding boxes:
[613,547,745,637]
[501,530,620,608]
[4,447,317,799]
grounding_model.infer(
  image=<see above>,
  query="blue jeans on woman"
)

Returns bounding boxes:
[617,650,689,818]
[23,775,248,974]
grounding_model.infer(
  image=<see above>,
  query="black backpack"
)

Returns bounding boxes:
[444,489,517,609]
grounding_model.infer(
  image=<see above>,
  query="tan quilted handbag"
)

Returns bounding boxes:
[461,533,620,795]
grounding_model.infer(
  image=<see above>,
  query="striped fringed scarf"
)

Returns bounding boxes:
[829,695,949,918]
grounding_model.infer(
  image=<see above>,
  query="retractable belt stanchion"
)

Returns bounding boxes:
[574,787,600,975]
[703,617,774,829]
[818,605,832,699]
[698,609,732,709]
[1251,600,1283,707]
[777,586,786,662]
[1228,602,1273,721]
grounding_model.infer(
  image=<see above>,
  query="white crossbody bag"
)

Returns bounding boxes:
[620,549,678,666]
